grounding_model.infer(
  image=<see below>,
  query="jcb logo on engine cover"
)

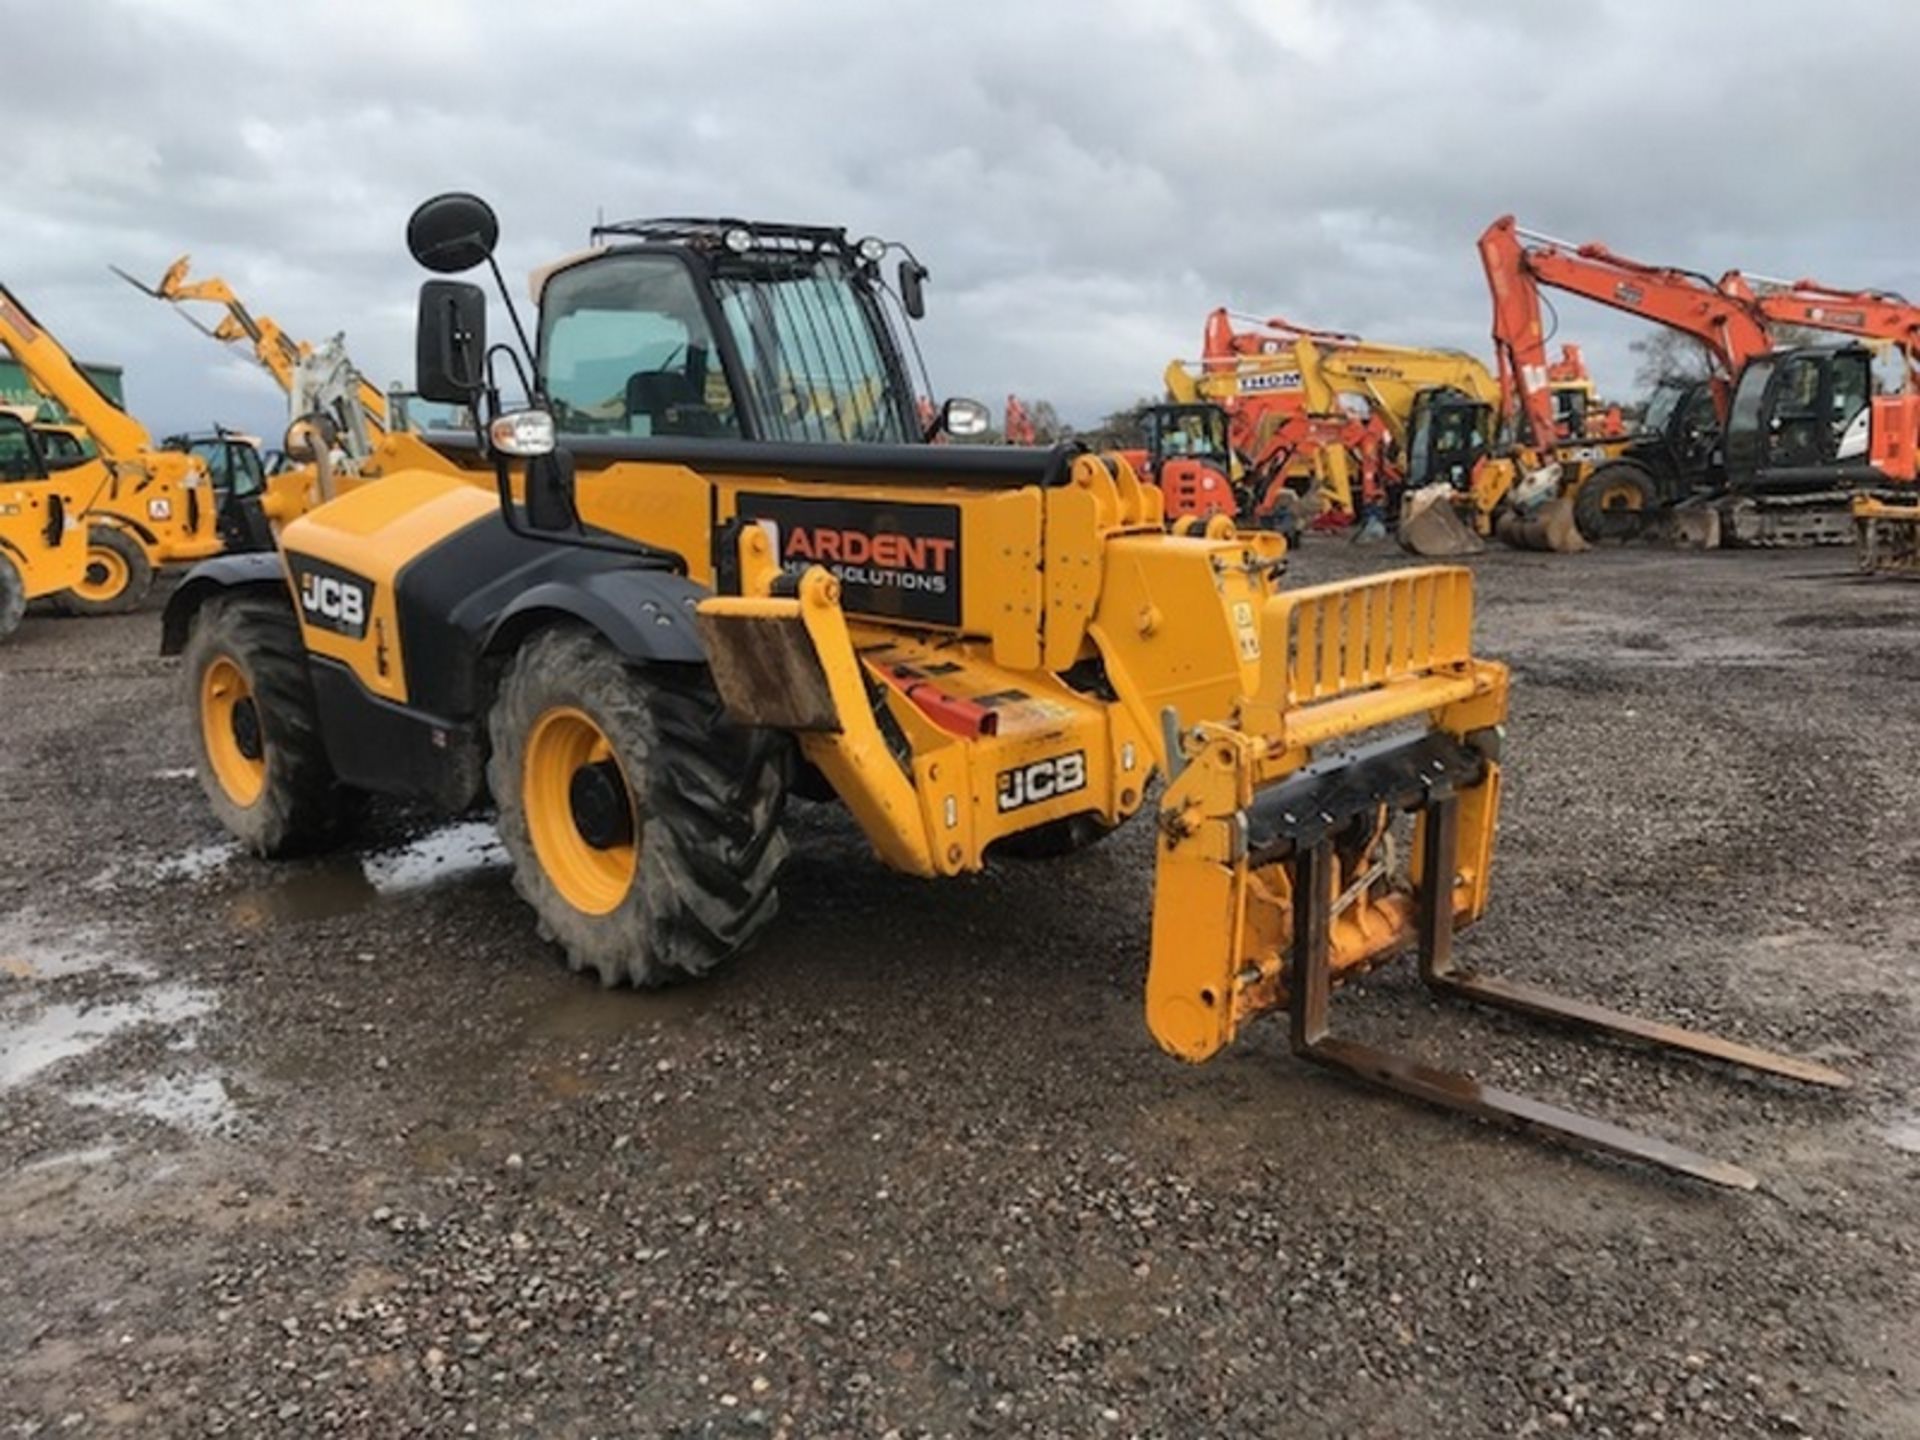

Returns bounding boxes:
[290,556,374,639]
[996,750,1088,813]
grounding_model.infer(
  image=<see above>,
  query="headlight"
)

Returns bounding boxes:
[857,235,887,263]
[723,227,753,254]
[490,409,557,457]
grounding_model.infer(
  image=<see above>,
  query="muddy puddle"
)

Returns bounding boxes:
[1885,1114,1920,1156]
[90,820,512,923]
[0,913,235,1142]
[226,820,508,924]
[0,987,214,1090]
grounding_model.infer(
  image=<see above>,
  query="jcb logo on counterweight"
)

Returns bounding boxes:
[997,750,1088,813]
[290,556,374,639]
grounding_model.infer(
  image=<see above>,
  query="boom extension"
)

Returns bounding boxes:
[118,256,390,464]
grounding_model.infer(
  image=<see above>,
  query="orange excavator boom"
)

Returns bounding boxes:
[1479,216,1774,450]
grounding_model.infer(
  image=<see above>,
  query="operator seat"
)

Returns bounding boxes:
[623,345,724,437]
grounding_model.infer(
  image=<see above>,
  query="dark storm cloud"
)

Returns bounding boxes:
[4,0,1916,434]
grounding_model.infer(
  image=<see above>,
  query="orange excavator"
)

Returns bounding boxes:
[1165,309,1392,534]
[1478,215,1778,541]
[1716,271,1920,566]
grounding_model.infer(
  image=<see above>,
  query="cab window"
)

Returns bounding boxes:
[540,254,739,439]
[0,417,46,481]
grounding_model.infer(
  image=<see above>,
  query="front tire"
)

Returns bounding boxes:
[59,525,153,616]
[1573,465,1656,544]
[488,626,789,986]
[0,553,24,639]
[183,594,355,855]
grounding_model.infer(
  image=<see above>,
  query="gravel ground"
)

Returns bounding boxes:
[2,543,1917,1438]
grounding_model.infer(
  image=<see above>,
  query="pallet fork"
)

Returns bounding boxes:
[1146,569,1848,1190]
[1285,787,1850,1191]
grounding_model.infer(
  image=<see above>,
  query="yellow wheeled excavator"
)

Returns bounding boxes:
[0,284,227,612]
[164,195,1848,1187]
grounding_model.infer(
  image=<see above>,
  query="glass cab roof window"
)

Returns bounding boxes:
[540,253,741,440]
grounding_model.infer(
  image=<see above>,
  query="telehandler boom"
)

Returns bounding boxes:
[120,256,393,462]
[0,283,226,611]
[163,195,1847,1188]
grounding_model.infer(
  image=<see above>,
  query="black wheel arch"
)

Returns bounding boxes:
[480,568,710,671]
[160,552,291,655]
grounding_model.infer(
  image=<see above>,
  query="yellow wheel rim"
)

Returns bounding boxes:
[200,655,266,806]
[1598,482,1644,513]
[523,706,638,916]
[73,544,130,603]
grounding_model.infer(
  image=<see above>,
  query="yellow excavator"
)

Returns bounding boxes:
[163,194,1848,1189]
[0,284,226,612]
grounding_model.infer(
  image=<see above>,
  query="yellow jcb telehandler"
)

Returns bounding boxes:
[163,196,1847,1188]
[0,409,96,640]
[0,283,227,612]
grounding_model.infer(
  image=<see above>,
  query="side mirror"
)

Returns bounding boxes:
[416,280,488,404]
[899,259,927,320]
[407,192,500,274]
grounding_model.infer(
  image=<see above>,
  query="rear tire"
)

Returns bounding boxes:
[1573,465,1656,544]
[488,626,790,986]
[0,553,24,639]
[183,594,355,856]
[58,525,153,616]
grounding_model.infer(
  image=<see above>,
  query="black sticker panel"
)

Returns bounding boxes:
[733,492,961,627]
[288,553,376,640]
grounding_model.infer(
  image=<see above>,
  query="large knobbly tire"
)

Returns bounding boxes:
[58,525,154,616]
[0,553,24,640]
[1573,465,1657,544]
[488,626,789,987]
[183,593,355,856]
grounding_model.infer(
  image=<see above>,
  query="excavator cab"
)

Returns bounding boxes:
[1404,388,1494,490]
[1139,402,1241,522]
[1723,345,1876,493]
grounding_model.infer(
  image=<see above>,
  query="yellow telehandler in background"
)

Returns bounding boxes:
[0,284,227,612]
[164,196,1848,1189]
[0,409,96,639]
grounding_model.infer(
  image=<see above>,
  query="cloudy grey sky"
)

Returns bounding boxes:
[5,0,1917,437]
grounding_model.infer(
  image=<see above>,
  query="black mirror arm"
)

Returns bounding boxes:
[484,253,540,377]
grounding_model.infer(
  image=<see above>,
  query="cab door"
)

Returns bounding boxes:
[1761,349,1875,491]
[214,441,275,553]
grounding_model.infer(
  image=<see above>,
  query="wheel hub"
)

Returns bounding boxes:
[568,758,634,850]
[230,697,264,761]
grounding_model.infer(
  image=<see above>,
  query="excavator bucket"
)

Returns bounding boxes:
[1667,500,1722,550]
[1855,495,1920,574]
[1495,496,1588,553]
[1145,566,1848,1188]
[1397,484,1484,557]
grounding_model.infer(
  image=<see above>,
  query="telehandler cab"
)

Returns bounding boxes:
[164,195,1847,1187]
